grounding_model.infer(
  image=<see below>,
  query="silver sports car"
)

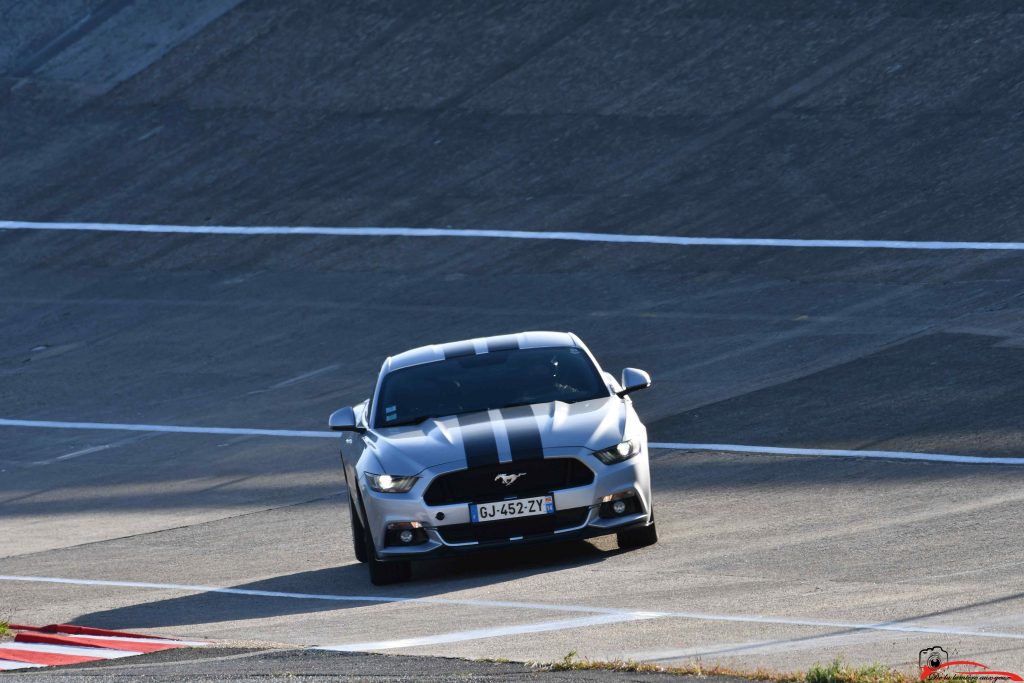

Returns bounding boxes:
[328,331,657,584]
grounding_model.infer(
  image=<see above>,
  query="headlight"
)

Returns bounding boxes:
[365,472,419,493]
[593,439,641,465]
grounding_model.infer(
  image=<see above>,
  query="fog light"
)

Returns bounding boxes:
[384,521,428,547]
[599,491,640,519]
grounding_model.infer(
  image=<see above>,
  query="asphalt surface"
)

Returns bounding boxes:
[2,1,1024,679]
[0,647,752,682]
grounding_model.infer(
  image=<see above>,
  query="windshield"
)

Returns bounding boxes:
[374,346,610,427]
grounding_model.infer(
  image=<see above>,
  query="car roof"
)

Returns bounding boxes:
[383,331,579,374]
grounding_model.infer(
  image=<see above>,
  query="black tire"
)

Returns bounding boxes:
[360,504,412,585]
[617,518,659,550]
[365,537,412,585]
[349,498,368,563]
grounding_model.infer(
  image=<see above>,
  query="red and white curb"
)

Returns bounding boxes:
[0,624,207,670]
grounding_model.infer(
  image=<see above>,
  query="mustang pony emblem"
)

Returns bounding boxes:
[494,472,527,486]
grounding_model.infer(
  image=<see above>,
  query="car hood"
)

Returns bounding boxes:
[366,397,627,475]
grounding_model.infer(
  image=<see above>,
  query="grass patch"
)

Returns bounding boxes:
[0,621,10,640]
[540,651,799,680]
[531,653,915,683]
[806,659,914,683]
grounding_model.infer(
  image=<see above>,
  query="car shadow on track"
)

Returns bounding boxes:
[71,538,627,630]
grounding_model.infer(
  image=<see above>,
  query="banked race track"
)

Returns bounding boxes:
[2,1,1024,678]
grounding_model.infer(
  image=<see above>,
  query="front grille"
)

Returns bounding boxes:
[423,458,595,506]
[437,506,590,544]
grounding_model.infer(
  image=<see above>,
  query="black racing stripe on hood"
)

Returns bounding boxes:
[499,405,544,461]
[442,340,476,359]
[457,411,500,468]
[485,335,519,352]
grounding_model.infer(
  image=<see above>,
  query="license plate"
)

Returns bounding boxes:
[470,495,554,523]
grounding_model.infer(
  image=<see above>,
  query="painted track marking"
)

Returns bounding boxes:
[24,633,207,646]
[2,418,1022,465]
[0,575,630,616]
[0,642,138,659]
[318,612,661,651]
[1,575,1022,643]
[269,364,341,390]
[0,660,43,670]
[2,220,1024,251]
[0,418,331,439]
[648,442,1024,466]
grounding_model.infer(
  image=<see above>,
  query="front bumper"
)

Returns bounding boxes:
[359,448,653,561]
[384,510,652,560]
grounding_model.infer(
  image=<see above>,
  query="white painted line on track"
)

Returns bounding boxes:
[269,364,341,390]
[0,660,44,670]
[650,442,1024,465]
[0,642,139,659]
[2,219,1024,251]
[656,610,1024,641]
[630,622,1006,663]
[0,418,333,439]
[318,612,662,651]
[33,634,208,647]
[3,418,1022,465]
[0,575,629,616]
[51,442,120,461]
[2,575,1023,642]
[31,432,163,466]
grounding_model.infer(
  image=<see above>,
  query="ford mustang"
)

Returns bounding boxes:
[328,331,657,584]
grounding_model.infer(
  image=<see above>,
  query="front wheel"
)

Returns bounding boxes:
[366,544,412,586]
[349,498,368,563]
[360,505,412,585]
[617,515,658,550]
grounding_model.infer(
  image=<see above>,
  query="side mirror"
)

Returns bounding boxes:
[617,368,651,397]
[328,406,362,432]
